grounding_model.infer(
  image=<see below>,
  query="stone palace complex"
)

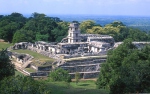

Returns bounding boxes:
[10,22,150,79]
[13,23,114,55]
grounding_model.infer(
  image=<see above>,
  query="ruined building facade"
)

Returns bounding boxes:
[12,22,150,78]
[12,22,115,78]
[13,22,115,56]
[26,23,114,55]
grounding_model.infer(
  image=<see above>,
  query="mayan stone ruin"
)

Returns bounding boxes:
[10,22,150,79]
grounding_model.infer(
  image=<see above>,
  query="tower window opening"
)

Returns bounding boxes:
[76,33,78,37]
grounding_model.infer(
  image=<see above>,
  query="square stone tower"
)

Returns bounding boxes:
[68,23,81,43]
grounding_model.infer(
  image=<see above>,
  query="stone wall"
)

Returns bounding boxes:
[69,72,100,79]
[30,71,50,77]
[30,64,52,71]
[11,52,33,65]
[37,66,52,71]
[63,52,107,59]
[58,56,106,79]
[27,46,60,59]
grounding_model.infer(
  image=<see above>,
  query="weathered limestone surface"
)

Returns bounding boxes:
[10,52,33,65]
[12,42,28,50]
[30,71,50,77]
[114,42,150,48]
[30,64,52,71]
[69,72,100,79]
[57,56,106,79]
[10,51,52,77]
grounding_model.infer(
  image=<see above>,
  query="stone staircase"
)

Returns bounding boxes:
[57,55,107,79]
[22,61,32,68]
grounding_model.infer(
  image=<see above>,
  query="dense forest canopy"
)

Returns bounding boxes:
[80,20,150,42]
[96,39,150,93]
[0,12,150,43]
[0,49,51,93]
[0,12,68,43]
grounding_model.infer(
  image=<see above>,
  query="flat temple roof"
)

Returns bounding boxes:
[58,42,88,45]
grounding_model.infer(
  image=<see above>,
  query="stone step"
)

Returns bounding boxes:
[60,63,100,67]
[15,67,29,76]
[60,64,100,73]
[22,61,32,68]
[62,61,104,66]
[69,71,100,74]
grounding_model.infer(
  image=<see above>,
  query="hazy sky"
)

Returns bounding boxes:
[0,0,150,16]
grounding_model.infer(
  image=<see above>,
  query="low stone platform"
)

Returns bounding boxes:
[56,55,107,79]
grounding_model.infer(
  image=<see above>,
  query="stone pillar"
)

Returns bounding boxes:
[48,47,51,52]
[43,46,46,51]
[32,44,34,48]
[39,46,42,50]
[95,47,97,52]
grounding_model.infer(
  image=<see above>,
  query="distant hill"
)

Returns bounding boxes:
[45,15,150,32]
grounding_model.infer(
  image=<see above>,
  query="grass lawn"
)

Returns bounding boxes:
[70,80,97,89]
[0,42,13,50]
[11,49,55,66]
[11,49,54,62]
[15,70,24,76]
[0,42,54,66]
[0,42,54,62]
[25,68,36,73]
[45,81,109,94]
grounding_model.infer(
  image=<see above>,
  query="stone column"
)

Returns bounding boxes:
[39,46,42,50]
[48,47,50,52]
[43,46,45,51]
